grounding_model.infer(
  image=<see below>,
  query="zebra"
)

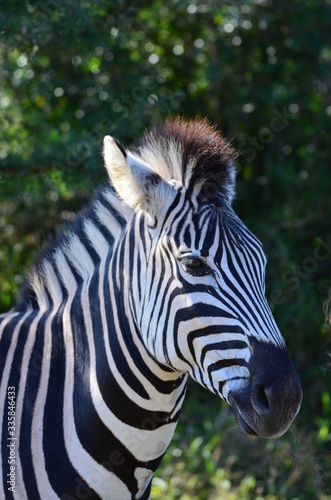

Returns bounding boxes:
[0,117,302,499]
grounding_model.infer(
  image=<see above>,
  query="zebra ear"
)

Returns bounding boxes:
[103,136,174,216]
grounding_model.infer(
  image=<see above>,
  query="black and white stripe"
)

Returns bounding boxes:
[0,118,302,499]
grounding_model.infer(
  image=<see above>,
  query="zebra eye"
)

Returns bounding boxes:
[180,256,207,274]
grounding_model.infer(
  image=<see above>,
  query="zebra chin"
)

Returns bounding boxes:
[227,339,303,439]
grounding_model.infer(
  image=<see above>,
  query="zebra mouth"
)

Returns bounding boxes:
[231,405,258,437]
[228,393,259,437]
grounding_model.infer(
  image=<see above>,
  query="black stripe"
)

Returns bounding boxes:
[100,189,129,227]
[43,302,96,499]
[19,310,47,499]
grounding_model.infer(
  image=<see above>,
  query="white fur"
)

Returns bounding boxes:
[103,136,176,217]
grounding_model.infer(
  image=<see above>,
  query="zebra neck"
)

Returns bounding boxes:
[16,187,132,311]
[106,238,187,413]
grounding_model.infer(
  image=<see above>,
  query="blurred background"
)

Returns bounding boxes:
[0,1,330,498]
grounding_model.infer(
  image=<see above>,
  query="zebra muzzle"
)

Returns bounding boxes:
[228,340,303,438]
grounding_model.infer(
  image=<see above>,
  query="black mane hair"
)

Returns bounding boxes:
[137,116,238,200]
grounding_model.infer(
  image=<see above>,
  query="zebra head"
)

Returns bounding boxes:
[103,118,302,439]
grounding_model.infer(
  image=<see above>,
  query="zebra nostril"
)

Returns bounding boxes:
[252,385,270,414]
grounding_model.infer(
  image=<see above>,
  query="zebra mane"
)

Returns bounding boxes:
[133,117,237,202]
[19,187,132,310]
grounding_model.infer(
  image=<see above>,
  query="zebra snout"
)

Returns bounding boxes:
[251,383,271,415]
[229,339,303,438]
[230,376,302,439]
[249,371,303,437]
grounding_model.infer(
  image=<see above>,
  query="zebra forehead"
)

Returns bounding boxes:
[133,117,238,199]
[168,201,266,261]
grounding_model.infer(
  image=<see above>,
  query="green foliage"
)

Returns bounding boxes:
[1,0,331,497]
